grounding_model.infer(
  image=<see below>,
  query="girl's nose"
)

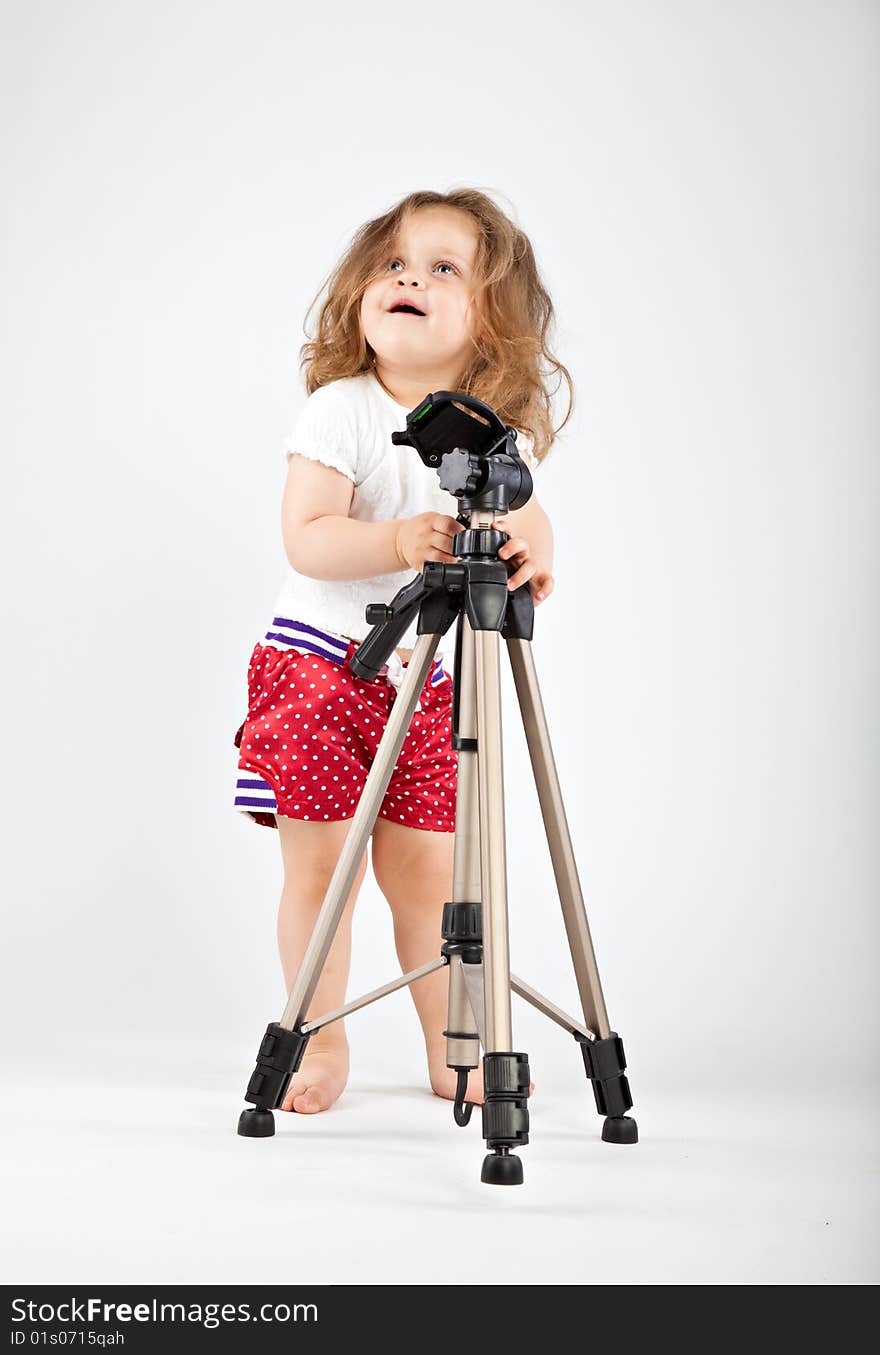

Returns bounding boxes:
[396,267,426,288]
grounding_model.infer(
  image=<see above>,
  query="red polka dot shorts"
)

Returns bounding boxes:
[233,617,457,832]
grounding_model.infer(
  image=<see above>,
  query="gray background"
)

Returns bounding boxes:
[2,0,877,1284]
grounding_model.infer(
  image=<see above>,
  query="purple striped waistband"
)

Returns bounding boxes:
[262,616,449,688]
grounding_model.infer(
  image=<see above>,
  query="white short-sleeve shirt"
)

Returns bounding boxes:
[270,371,539,655]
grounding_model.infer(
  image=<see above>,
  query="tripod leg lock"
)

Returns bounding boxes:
[481,1052,530,1148]
[575,1031,633,1118]
[244,1022,310,1109]
[440,901,482,944]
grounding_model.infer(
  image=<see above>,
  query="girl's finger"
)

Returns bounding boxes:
[507,562,536,591]
[499,537,529,560]
[427,550,459,564]
[431,531,461,553]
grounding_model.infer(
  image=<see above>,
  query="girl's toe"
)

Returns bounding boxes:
[280,1083,299,1112]
[294,1087,321,1113]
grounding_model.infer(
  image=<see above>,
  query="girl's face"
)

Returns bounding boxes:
[359,207,481,381]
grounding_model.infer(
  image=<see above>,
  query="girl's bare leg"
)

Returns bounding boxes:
[275,815,369,1113]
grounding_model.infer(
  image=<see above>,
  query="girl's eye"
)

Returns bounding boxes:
[387,259,457,275]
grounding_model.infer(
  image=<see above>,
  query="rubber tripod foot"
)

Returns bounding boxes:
[238,1108,275,1138]
[481,1150,524,1185]
[602,1114,638,1144]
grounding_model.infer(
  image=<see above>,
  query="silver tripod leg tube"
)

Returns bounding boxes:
[445,615,482,1070]
[452,616,482,905]
[506,637,611,1040]
[279,632,441,1030]
[475,625,513,1053]
[446,956,481,1067]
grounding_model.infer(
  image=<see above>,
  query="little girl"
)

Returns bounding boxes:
[233,187,571,1114]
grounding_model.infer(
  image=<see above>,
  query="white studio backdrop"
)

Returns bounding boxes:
[3,0,877,1109]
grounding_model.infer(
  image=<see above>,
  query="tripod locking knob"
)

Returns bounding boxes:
[437,447,482,498]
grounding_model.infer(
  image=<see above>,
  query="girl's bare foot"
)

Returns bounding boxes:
[280,1042,349,1113]
[427,1043,535,1104]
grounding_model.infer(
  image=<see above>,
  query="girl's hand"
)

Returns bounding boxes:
[395,512,465,572]
[495,522,555,605]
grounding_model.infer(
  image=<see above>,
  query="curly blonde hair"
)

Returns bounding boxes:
[297,188,574,464]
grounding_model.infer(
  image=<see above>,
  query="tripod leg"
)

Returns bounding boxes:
[444,956,480,1125]
[442,612,483,1125]
[238,633,442,1138]
[474,622,530,1184]
[506,636,637,1144]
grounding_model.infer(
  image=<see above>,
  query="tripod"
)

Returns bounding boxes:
[237,391,637,1185]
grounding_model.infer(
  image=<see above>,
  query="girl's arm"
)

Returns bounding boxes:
[282,455,404,581]
[283,451,553,597]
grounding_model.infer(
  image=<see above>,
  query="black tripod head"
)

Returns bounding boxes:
[390,389,533,516]
[349,389,534,680]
